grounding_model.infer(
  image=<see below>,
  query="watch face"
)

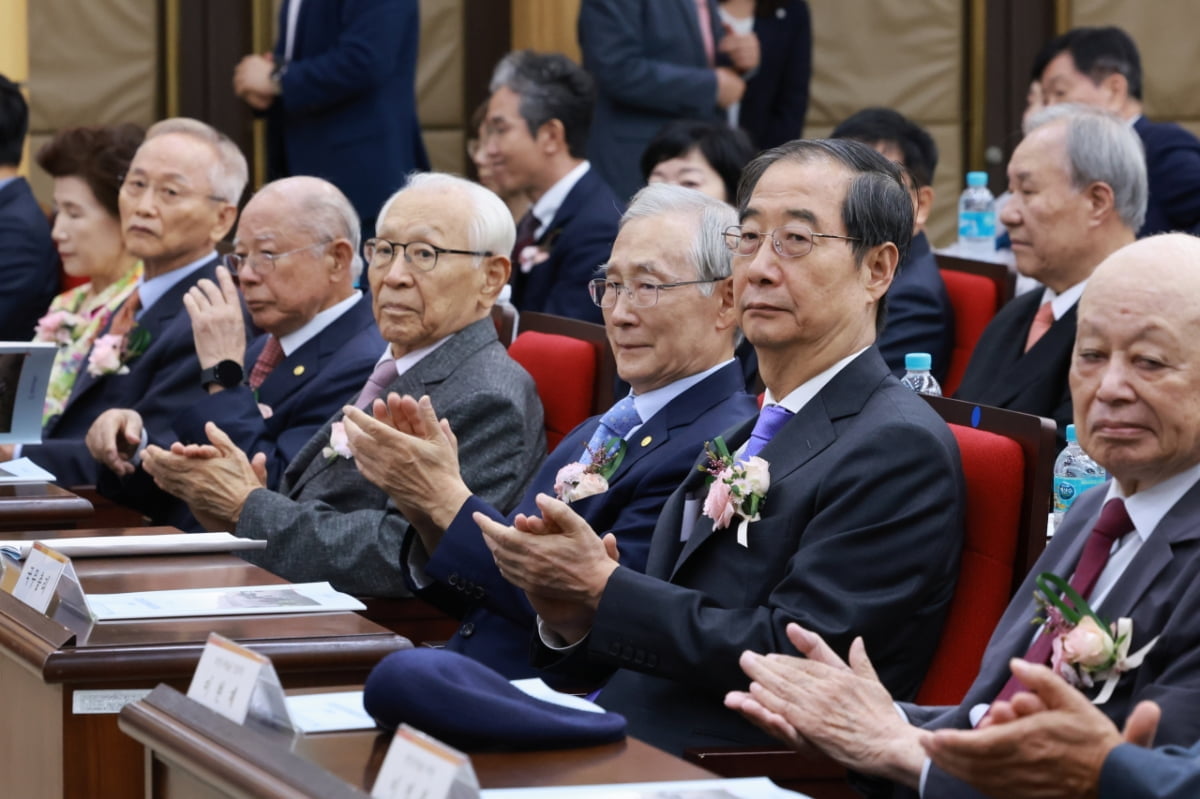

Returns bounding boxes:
[214,360,244,387]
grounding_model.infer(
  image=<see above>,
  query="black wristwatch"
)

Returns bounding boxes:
[200,360,244,389]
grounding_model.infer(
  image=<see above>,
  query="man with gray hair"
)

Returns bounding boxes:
[482,49,622,323]
[954,104,1146,444]
[89,176,385,530]
[20,117,246,487]
[342,183,757,683]
[142,173,545,599]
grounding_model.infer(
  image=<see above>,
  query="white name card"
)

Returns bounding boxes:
[187,633,268,724]
[371,724,479,799]
[12,542,70,613]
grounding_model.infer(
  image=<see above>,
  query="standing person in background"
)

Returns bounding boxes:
[232,0,428,240]
[579,0,758,200]
[33,124,145,425]
[719,0,812,149]
[0,74,58,342]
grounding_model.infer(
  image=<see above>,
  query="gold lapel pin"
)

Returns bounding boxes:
[640,435,653,447]
[293,365,305,376]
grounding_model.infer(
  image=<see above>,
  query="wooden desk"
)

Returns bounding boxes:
[0,553,409,799]
[120,685,715,798]
[0,482,92,531]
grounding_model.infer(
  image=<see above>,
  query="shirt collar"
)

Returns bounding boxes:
[278,291,361,356]
[531,161,590,240]
[1103,459,1200,543]
[764,347,870,414]
[377,333,453,378]
[136,252,217,317]
[628,359,735,430]
[1038,279,1088,321]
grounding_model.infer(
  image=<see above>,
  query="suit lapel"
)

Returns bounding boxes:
[986,301,1077,408]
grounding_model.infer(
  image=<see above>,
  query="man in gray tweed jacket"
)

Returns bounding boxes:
[142,173,545,598]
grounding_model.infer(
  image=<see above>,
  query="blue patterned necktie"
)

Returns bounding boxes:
[742,404,793,460]
[580,395,641,465]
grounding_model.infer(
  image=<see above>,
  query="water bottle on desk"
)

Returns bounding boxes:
[957,171,997,259]
[900,352,941,396]
[1052,424,1107,528]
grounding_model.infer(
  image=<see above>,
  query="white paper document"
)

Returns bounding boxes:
[510,679,605,714]
[0,342,57,445]
[285,691,377,733]
[87,581,365,621]
[0,457,56,484]
[481,777,804,798]
[0,532,268,561]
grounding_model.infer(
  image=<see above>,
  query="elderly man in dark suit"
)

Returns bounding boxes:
[731,233,1200,798]
[481,50,621,324]
[954,105,1144,445]
[0,75,57,342]
[90,176,384,530]
[233,0,428,239]
[1036,25,1200,237]
[342,184,758,683]
[15,118,244,486]
[142,173,545,599]
[475,139,965,754]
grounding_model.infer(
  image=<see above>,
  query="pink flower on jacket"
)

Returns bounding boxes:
[702,470,736,529]
[36,310,83,344]
[86,334,127,376]
[321,421,353,461]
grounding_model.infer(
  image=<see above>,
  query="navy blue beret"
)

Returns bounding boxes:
[362,648,626,749]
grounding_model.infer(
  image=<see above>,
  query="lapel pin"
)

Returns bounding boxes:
[640,435,653,447]
[293,365,305,376]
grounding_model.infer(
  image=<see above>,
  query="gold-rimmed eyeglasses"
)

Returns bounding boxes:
[722,224,860,258]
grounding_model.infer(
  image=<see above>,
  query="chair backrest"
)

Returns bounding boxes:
[916,395,1057,705]
[490,302,518,348]
[516,311,617,415]
[508,331,596,450]
[935,254,1015,396]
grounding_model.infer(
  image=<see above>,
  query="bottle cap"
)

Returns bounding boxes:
[966,171,988,188]
[905,352,932,371]
[1065,423,1077,443]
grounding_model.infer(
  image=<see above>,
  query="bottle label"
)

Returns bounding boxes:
[1053,475,1105,516]
[958,210,996,239]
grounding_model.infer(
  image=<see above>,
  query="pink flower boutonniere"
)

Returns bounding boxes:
[699,437,771,547]
[518,227,562,274]
[35,310,84,345]
[85,328,151,377]
[1035,572,1159,704]
[554,438,626,503]
[321,421,353,461]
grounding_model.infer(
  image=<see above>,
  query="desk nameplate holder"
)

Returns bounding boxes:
[371,724,479,799]
[0,542,94,642]
[187,632,300,743]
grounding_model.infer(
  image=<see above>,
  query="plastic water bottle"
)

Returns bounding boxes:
[900,352,941,396]
[1052,424,1107,527]
[957,171,997,259]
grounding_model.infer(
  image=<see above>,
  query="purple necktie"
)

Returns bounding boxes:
[581,395,641,466]
[356,359,399,410]
[742,404,793,460]
[993,498,1133,703]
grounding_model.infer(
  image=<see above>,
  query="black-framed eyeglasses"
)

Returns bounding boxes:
[588,277,724,308]
[363,238,493,272]
[118,173,226,206]
[723,224,860,259]
[221,240,331,277]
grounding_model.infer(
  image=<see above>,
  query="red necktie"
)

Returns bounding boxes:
[993,498,1133,703]
[248,336,284,389]
[1024,301,1055,352]
[108,287,142,338]
[511,211,540,261]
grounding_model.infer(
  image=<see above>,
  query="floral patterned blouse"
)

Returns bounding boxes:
[34,263,142,425]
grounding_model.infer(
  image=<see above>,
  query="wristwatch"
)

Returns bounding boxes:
[200,360,244,389]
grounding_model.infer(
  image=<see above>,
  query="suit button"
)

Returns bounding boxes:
[609,642,621,656]
[621,644,634,661]
[647,653,658,668]
[448,573,459,587]
[459,622,475,637]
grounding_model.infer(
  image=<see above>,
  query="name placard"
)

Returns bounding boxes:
[12,542,68,613]
[371,724,478,799]
[186,632,297,739]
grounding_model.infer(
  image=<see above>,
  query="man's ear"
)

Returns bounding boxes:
[211,203,239,245]
[914,185,935,232]
[713,276,738,334]
[536,118,567,156]
[861,242,899,302]
[1099,71,1130,108]
[1084,180,1117,225]
[328,238,355,279]
[480,253,511,300]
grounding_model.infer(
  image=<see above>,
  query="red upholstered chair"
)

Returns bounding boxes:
[936,254,1015,396]
[508,330,597,450]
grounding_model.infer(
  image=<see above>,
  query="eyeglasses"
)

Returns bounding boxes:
[119,174,225,206]
[588,277,724,308]
[222,240,330,277]
[722,225,860,259]
[364,238,492,272]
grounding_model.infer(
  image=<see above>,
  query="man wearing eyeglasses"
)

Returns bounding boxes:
[82,176,384,530]
[339,183,756,685]
[140,173,545,600]
[472,138,965,754]
[17,118,245,488]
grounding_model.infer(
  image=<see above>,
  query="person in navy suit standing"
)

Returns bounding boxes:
[233,0,428,239]
[482,50,623,324]
[344,184,757,682]
[0,75,58,341]
[1036,26,1200,237]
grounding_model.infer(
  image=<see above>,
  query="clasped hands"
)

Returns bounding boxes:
[233,52,278,111]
